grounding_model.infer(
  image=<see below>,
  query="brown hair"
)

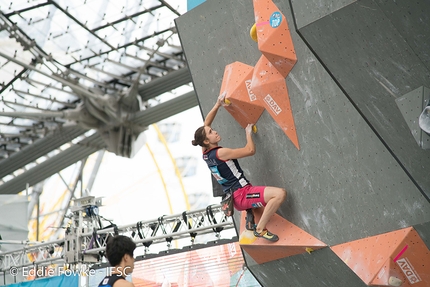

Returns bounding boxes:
[192,126,208,148]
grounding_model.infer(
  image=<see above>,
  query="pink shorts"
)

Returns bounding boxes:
[233,184,266,211]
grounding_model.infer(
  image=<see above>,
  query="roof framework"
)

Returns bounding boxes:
[0,0,196,195]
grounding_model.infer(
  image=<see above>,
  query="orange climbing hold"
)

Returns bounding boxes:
[251,55,299,149]
[253,0,297,78]
[219,0,300,148]
[238,208,326,264]
[219,62,265,128]
[331,227,430,286]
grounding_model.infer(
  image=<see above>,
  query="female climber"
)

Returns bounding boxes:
[191,94,287,242]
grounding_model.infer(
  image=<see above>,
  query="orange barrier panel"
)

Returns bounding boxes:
[219,61,265,128]
[253,0,297,78]
[331,227,430,286]
[251,55,300,149]
[238,208,326,264]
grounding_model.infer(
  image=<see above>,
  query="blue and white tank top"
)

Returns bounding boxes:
[98,275,125,287]
[203,146,249,192]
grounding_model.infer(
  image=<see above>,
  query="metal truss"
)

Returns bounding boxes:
[0,197,234,272]
[0,0,191,194]
[0,239,65,272]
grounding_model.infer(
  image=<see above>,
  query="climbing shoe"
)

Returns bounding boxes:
[245,209,255,231]
[253,228,279,242]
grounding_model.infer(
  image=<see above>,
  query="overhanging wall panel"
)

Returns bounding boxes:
[374,0,430,71]
[290,0,356,29]
[296,0,430,198]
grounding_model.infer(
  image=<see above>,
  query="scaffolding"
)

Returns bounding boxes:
[0,196,234,279]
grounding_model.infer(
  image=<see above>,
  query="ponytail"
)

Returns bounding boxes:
[192,126,208,147]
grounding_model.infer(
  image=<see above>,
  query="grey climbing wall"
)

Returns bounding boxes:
[295,0,430,199]
[176,0,430,286]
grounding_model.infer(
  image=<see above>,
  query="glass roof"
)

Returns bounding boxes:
[0,0,188,161]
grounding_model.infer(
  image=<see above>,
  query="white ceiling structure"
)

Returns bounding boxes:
[0,0,197,195]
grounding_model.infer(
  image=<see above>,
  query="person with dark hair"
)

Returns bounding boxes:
[192,95,287,242]
[98,235,136,287]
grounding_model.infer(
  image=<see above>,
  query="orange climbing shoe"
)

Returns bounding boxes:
[253,227,279,242]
